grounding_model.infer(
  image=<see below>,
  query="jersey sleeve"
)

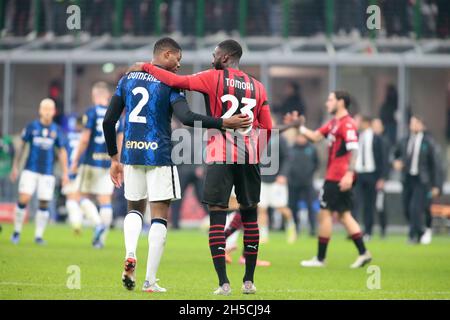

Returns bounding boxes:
[21,123,33,143]
[116,116,124,133]
[114,76,126,97]
[142,63,215,94]
[169,89,187,106]
[341,121,359,151]
[54,126,67,149]
[318,121,332,137]
[257,87,273,132]
[82,109,96,131]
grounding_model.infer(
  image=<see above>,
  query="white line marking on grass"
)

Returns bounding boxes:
[267,289,450,295]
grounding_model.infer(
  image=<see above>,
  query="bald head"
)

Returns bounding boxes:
[39,98,56,124]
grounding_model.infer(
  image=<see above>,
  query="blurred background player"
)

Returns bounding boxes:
[393,115,443,244]
[286,91,372,268]
[354,115,387,241]
[286,131,319,236]
[371,118,391,238]
[9,98,69,245]
[62,116,84,235]
[70,82,124,248]
[259,116,296,244]
[105,37,251,293]
[131,39,273,295]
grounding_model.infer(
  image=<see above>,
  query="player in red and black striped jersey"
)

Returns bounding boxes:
[286,91,372,269]
[130,39,272,295]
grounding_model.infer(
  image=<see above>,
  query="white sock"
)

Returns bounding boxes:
[286,217,295,228]
[145,219,167,284]
[226,229,240,249]
[66,200,83,230]
[80,198,101,226]
[99,204,113,243]
[124,211,143,260]
[35,209,50,239]
[14,204,27,233]
[261,225,269,239]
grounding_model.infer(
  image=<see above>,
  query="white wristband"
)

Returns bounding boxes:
[299,126,307,135]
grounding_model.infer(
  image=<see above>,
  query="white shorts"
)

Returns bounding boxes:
[18,170,55,201]
[124,165,181,202]
[259,182,288,209]
[78,165,115,195]
[61,174,81,195]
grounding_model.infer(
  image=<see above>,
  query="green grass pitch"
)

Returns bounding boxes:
[1,223,449,300]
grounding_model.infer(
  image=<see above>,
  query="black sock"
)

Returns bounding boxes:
[318,237,330,262]
[241,207,259,283]
[351,232,367,255]
[224,212,242,239]
[209,210,229,286]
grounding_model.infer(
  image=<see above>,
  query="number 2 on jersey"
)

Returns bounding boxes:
[221,94,256,134]
[129,87,149,124]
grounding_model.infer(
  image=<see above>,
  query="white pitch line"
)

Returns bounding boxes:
[1,282,449,297]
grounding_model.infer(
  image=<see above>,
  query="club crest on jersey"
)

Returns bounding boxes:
[50,131,57,139]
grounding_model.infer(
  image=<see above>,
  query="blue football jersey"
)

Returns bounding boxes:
[115,71,186,166]
[82,105,123,168]
[21,120,66,175]
[66,130,81,179]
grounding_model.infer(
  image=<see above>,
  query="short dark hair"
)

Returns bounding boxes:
[361,115,373,123]
[217,39,243,60]
[333,90,351,109]
[153,37,181,54]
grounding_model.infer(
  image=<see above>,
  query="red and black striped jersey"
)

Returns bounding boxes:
[318,114,359,182]
[142,64,273,164]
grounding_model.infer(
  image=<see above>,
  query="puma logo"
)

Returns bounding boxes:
[218,247,225,251]
[247,245,258,250]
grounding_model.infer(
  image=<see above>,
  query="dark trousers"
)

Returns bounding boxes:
[376,191,388,236]
[288,184,316,235]
[402,175,427,241]
[170,165,205,229]
[354,172,377,236]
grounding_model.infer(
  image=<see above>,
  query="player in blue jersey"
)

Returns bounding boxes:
[62,116,84,235]
[103,37,251,292]
[70,82,124,248]
[9,98,69,244]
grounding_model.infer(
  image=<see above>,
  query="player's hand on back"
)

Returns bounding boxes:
[110,157,124,188]
[222,114,252,129]
[126,62,147,74]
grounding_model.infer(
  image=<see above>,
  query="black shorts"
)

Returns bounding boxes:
[319,180,354,214]
[202,163,261,208]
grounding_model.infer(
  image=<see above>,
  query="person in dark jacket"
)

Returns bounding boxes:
[393,115,443,243]
[354,116,387,240]
[286,131,319,236]
[277,82,306,118]
[372,118,391,237]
